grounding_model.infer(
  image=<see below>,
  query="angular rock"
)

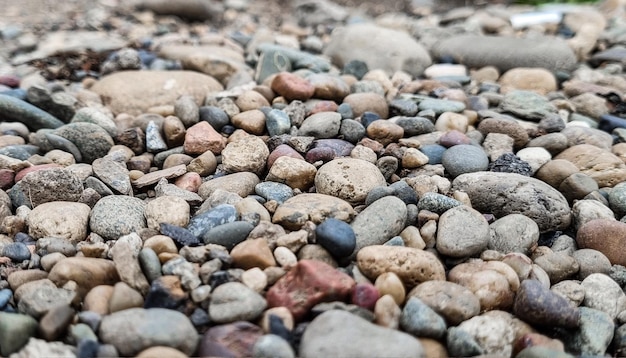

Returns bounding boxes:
[19,168,83,207]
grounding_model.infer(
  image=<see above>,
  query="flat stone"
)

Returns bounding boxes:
[132,164,187,188]
[92,157,131,195]
[209,282,267,324]
[351,196,407,253]
[273,193,355,230]
[0,94,64,131]
[198,172,260,199]
[555,144,626,188]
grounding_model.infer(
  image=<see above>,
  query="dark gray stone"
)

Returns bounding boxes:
[339,119,365,143]
[442,144,489,178]
[187,204,238,238]
[315,218,356,258]
[160,223,201,247]
[0,94,64,131]
[54,122,114,163]
[202,221,255,249]
[2,242,31,262]
[513,279,580,328]
[395,117,435,136]
[255,182,293,204]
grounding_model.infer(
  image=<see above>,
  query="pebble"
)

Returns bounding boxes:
[453,311,518,357]
[273,193,354,230]
[0,94,64,131]
[209,282,267,323]
[198,172,260,199]
[54,123,114,163]
[253,334,295,358]
[99,308,198,356]
[145,196,190,230]
[400,297,447,339]
[16,279,76,318]
[442,144,489,178]
[513,279,580,328]
[580,273,626,319]
[17,168,83,207]
[197,321,263,357]
[300,310,424,358]
[351,196,407,253]
[576,219,626,266]
[203,221,255,249]
[374,272,405,306]
[184,121,226,155]
[0,311,38,355]
[266,156,317,190]
[407,280,480,326]
[488,214,539,255]
[556,307,614,356]
[555,144,626,188]
[315,217,356,259]
[436,205,490,257]
[572,249,611,279]
[89,195,146,240]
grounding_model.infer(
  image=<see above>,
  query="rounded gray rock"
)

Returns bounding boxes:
[252,334,295,358]
[488,214,539,255]
[572,249,611,279]
[89,195,147,240]
[436,205,489,258]
[351,196,407,254]
[581,273,626,319]
[442,144,489,178]
[209,282,267,324]
[400,297,447,339]
[54,122,114,163]
[19,168,83,207]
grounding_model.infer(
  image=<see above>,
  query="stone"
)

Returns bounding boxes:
[184,121,226,155]
[252,334,295,358]
[197,321,264,357]
[272,193,354,230]
[18,168,83,207]
[367,120,404,146]
[92,157,131,195]
[534,251,579,283]
[136,346,188,358]
[342,93,388,119]
[54,123,114,163]
[231,110,266,135]
[187,204,238,238]
[357,245,446,289]
[581,273,626,319]
[407,280,480,326]
[436,205,490,258]
[299,310,425,358]
[38,304,75,341]
[271,72,315,101]
[15,279,75,319]
[132,164,188,188]
[315,158,386,204]
[375,272,405,306]
[561,126,613,151]
[99,308,199,356]
[266,156,316,191]
[452,172,571,232]
[47,257,119,299]
[557,307,614,356]
[432,35,576,73]
[572,249,611,279]
[90,195,146,240]
[187,150,217,176]
[454,311,518,357]
[324,23,431,77]
[71,107,117,137]
[90,70,223,115]
[442,144,489,178]
[499,90,557,122]
[555,144,626,188]
[110,233,150,295]
[351,196,407,253]
[203,221,255,249]
[0,94,64,131]
[109,281,144,313]
[610,182,626,219]
[209,282,267,324]
[478,117,529,149]
[315,218,356,259]
[499,68,557,95]
[576,219,626,266]
[0,312,38,356]
[448,261,517,311]
[299,112,341,139]
[230,238,277,269]
[198,172,260,199]
[513,279,580,328]
[222,137,269,175]
[489,214,540,255]
[400,297,447,339]
[145,196,190,230]
[266,260,355,321]
[27,201,90,244]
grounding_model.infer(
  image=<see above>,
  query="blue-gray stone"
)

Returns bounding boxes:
[0,289,13,309]
[446,326,484,357]
[442,144,489,178]
[160,223,201,247]
[266,109,291,137]
[365,186,395,207]
[199,106,230,132]
[257,44,330,73]
[253,334,295,358]
[145,120,167,153]
[609,182,626,219]
[337,103,353,120]
[389,99,418,117]
[54,122,114,163]
[203,221,255,249]
[499,90,558,122]
[0,311,38,356]
[418,192,462,214]
[7,182,29,209]
[342,60,368,79]
[557,307,614,356]
[400,297,447,339]
[418,98,465,115]
[0,94,64,131]
[44,133,82,162]
[339,119,365,143]
[395,117,435,136]
[85,177,114,197]
[138,248,162,283]
[315,218,356,258]
[389,180,418,205]
[153,146,185,168]
[0,145,40,160]
[187,204,238,238]
[255,182,293,204]
[420,144,446,165]
[383,236,405,246]
[255,49,292,83]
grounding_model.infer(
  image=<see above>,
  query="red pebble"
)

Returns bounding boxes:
[174,172,202,193]
[351,282,380,310]
[0,169,15,190]
[266,259,356,321]
[438,129,472,147]
[308,101,339,115]
[0,75,20,88]
[271,72,315,101]
[267,144,305,168]
[15,164,62,182]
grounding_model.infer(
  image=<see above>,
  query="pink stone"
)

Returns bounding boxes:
[0,169,14,190]
[197,321,263,358]
[351,282,380,310]
[0,75,20,88]
[438,129,471,147]
[183,121,226,155]
[271,72,315,101]
[174,172,202,193]
[266,259,356,321]
[308,101,339,115]
[268,144,305,168]
[15,164,62,182]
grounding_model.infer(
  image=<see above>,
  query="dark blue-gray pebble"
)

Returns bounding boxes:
[144,278,186,310]
[389,99,418,117]
[255,182,293,204]
[418,192,462,214]
[266,109,291,137]
[315,218,356,258]
[209,270,231,288]
[77,339,100,358]
[0,94,64,131]
[0,145,40,160]
[85,177,114,197]
[489,152,532,176]
[339,119,365,143]
[383,236,405,246]
[187,204,238,238]
[160,223,201,247]
[138,247,162,283]
[199,106,230,132]
[365,186,395,207]
[190,307,211,326]
[360,112,380,128]
[2,242,31,262]
[337,103,353,120]
[389,180,418,205]
[395,117,435,136]
[342,60,368,80]
[202,221,255,249]
[77,311,102,333]
[0,289,12,309]
[420,144,447,165]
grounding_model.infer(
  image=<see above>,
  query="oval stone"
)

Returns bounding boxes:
[315,158,386,204]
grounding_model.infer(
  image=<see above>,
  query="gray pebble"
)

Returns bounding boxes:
[418,192,462,214]
[395,117,435,136]
[0,94,64,131]
[203,221,255,249]
[339,119,365,143]
[138,247,162,283]
[209,282,267,323]
[266,109,291,137]
[252,334,295,358]
[145,120,168,153]
[442,144,489,178]
[2,242,31,262]
[400,297,447,339]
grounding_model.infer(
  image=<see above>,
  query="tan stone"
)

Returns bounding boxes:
[109,282,144,313]
[198,172,260,199]
[266,156,317,190]
[221,136,269,175]
[231,238,277,270]
[7,270,48,291]
[231,110,266,135]
[374,272,405,305]
[499,68,557,95]
[235,90,270,111]
[343,92,389,119]
[315,158,386,204]
[535,159,580,189]
[183,121,226,155]
[48,257,119,299]
[143,235,178,255]
[83,285,114,315]
[144,196,190,230]
[366,120,404,146]
[408,280,480,325]
[272,193,355,230]
[28,201,90,244]
[555,144,626,187]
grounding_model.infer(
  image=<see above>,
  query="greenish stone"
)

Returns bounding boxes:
[0,94,64,131]
[0,312,38,356]
[418,98,466,115]
[499,90,557,121]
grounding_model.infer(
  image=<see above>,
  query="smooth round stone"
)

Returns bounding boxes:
[581,273,626,319]
[513,279,580,328]
[558,173,599,203]
[28,202,90,244]
[339,119,366,143]
[235,90,270,111]
[221,136,269,175]
[389,181,418,205]
[499,68,557,95]
[366,120,404,146]
[488,214,539,255]
[572,199,614,232]
[420,144,447,165]
[400,297,447,339]
[609,182,626,219]
[435,112,469,132]
[267,144,304,168]
[255,182,293,204]
[436,205,489,258]
[202,221,255,249]
[576,219,626,266]
[533,251,580,283]
[266,156,317,191]
[231,110,266,135]
[535,159,580,189]
[99,308,198,356]
[174,95,199,127]
[272,193,354,231]
[199,106,230,132]
[159,223,200,247]
[252,334,295,358]
[54,123,114,163]
[417,192,462,215]
[439,130,471,147]
[407,280,480,326]
[209,282,267,324]
[145,196,190,230]
[307,73,350,101]
[448,261,517,311]
[0,94,64,131]
[315,218,356,259]
[342,93,388,119]
[351,196,407,253]
[271,72,315,101]
[453,311,521,357]
[572,249,611,279]
[2,242,31,262]
[551,280,585,308]
[555,144,626,188]
[374,272,405,306]
[89,195,146,241]
[442,144,489,178]
[315,158,386,204]
[527,133,568,155]
[0,311,38,356]
[389,99,418,117]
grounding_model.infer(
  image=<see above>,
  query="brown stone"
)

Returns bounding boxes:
[499,68,557,95]
[577,219,626,266]
[132,164,187,188]
[198,172,260,199]
[83,285,114,315]
[555,144,626,187]
[366,120,404,146]
[230,238,277,270]
[186,150,217,176]
[272,193,355,230]
[198,321,263,358]
[38,304,75,341]
[231,110,266,136]
[266,156,317,190]
[407,280,480,325]
[309,100,339,115]
[535,159,580,189]
[162,116,186,147]
[271,72,315,101]
[47,257,120,299]
[477,117,529,149]
[266,259,356,321]
[7,270,48,291]
[183,121,226,155]
[343,92,389,119]
[235,90,271,111]
[308,73,350,101]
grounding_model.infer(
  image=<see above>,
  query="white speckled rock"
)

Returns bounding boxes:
[315,158,386,204]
